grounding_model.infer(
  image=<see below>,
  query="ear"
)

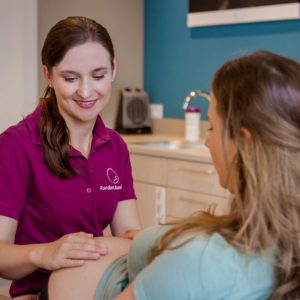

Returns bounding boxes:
[111,58,117,82]
[43,65,52,87]
[240,127,252,141]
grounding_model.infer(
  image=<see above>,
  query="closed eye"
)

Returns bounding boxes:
[64,77,78,82]
[94,75,105,80]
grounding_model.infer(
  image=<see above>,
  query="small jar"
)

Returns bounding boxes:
[185,107,200,142]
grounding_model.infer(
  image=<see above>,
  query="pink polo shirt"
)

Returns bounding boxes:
[0,107,136,297]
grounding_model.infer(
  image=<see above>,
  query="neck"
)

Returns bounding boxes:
[69,121,96,158]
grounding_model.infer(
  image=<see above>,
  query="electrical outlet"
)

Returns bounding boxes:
[155,186,166,223]
[150,104,164,119]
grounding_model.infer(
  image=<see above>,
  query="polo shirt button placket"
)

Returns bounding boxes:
[86,187,92,193]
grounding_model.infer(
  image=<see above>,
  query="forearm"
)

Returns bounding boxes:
[110,200,142,238]
[0,241,41,280]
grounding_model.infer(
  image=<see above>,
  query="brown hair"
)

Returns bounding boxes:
[39,16,115,178]
[151,51,300,299]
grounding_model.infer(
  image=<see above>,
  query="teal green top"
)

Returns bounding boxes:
[95,225,274,299]
[128,226,274,300]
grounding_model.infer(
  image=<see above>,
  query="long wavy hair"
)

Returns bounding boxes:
[39,16,115,178]
[151,51,300,299]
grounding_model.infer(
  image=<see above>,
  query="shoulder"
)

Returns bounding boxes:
[127,225,171,282]
[129,227,228,270]
[133,232,274,299]
[131,225,170,256]
[129,226,169,260]
[0,119,29,150]
[0,109,39,147]
[0,121,33,175]
[103,128,130,159]
[105,128,127,147]
[93,116,128,150]
[185,233,274,299]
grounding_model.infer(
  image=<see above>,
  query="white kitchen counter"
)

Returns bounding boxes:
[122,134,212,163]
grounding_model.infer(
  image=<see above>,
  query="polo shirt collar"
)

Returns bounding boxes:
[91,115,111,150]
[25,106,111,151]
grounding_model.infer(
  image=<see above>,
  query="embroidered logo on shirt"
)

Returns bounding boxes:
[99,168,122,191]
[107,168,120,184]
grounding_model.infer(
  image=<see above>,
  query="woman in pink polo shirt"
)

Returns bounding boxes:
[0,16,141,299]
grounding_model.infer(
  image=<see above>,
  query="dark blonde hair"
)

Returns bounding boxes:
[39,16,115,178]
[152,51,300,299]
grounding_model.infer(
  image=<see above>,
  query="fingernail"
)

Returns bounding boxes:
[99,247,108,254]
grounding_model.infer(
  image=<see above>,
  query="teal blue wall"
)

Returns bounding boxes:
[144,0,300,120]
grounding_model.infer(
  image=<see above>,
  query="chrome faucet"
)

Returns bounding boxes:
[182,90,210,110]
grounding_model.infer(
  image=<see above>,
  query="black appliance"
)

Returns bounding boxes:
[115,87,152,134]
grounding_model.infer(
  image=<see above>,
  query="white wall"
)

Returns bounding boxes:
[39,0,144,128]
[0,1,37,290]
[0,0,37,289]
[0,0,38,132]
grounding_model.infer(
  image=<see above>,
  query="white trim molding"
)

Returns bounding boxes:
[187,3,300,27]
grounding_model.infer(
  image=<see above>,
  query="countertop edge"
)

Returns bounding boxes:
[122,134,212,163]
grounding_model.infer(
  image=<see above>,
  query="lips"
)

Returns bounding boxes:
[74,99,97,109]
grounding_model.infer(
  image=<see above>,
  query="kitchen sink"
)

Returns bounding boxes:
[131,140,205,150]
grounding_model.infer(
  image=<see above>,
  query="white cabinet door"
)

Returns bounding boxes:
[166,188,230,221]
[130,154,167,185]
[130,153,230,228]
[167,159,228,197]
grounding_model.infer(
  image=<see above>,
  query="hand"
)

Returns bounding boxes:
[122,229,140,240]
[30,232,108,271]
[13,295,39,300]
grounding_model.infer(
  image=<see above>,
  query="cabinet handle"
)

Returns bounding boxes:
[179,167,215,175]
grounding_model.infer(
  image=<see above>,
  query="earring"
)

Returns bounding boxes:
[48,82,52,88]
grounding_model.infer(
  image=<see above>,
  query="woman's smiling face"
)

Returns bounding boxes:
[44,41,116,127]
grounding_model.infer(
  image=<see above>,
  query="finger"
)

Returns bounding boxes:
[66,249,101,260]
[76,231,94,238]
[61,258,86,268]
[123,232,134,239]
[123,229,140,240]
[98,244,108,255]
[61,234,108,256]
[64,234,97,246]
[94,238,109,255]
[14,295,39,300]
[65,240,106,253]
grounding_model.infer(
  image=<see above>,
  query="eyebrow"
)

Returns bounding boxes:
[59,67,108,75]
[93,67,109,72]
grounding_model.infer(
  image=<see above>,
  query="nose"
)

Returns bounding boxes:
[76,79,92,99]
[203,131,209,148]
